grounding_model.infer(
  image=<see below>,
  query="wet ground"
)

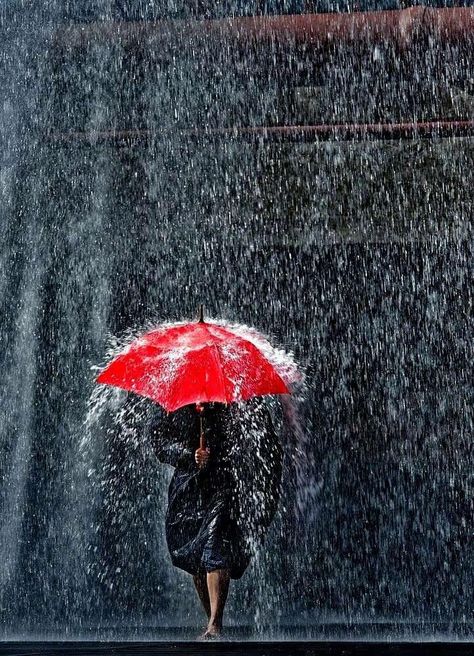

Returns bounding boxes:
[5,622,474,641]
[0,641,474,656]
[2,624,474,655]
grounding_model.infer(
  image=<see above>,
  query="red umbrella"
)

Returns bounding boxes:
[96,307,293,448]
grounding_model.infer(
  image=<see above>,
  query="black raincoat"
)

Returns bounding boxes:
[147,399,283,580]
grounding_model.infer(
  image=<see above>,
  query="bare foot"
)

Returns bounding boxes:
[197,623,222,640]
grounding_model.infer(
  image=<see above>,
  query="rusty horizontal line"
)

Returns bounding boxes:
[53,7,474,50]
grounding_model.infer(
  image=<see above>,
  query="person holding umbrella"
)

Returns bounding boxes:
[147,398,282,639]
[96,307,296,639]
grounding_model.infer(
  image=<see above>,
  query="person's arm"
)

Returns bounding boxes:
[154,438,195,469]
[147,411,195,469]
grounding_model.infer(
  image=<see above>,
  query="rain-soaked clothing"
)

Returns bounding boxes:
[147,399,283,580]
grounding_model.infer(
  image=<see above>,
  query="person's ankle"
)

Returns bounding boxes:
[207,620,222,631]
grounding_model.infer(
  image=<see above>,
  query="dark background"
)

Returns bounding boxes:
[0,0,473,639]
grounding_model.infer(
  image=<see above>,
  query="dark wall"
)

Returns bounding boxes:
[0,0,473,635]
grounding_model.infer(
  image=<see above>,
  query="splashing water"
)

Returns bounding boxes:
[1,0,473,643]
[78,316,308,637]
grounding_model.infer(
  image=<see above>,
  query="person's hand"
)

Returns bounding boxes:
[195,447,210,469]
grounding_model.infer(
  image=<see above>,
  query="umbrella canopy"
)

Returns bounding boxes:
[96,312,291,413]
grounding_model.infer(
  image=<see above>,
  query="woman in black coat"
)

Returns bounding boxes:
[147,398,283,639]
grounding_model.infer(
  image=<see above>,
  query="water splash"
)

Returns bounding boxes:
[1,0,473,641]
[81,315,307,635]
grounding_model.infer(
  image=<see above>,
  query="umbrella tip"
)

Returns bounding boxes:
[198,304,204,323]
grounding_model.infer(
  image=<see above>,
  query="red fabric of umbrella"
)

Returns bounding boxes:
[96,316,290,412]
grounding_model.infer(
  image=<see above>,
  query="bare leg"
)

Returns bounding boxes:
[200,568,231,638]
[193,570,211,620]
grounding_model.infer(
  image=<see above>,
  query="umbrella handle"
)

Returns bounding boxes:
[200,415,206,450]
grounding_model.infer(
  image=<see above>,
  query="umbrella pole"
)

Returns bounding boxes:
[200,415,205,450]
[197,402,206,450]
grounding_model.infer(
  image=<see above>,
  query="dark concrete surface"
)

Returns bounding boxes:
[1,642,474,656]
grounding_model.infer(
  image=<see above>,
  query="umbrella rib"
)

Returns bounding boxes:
[206,338,230,404]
